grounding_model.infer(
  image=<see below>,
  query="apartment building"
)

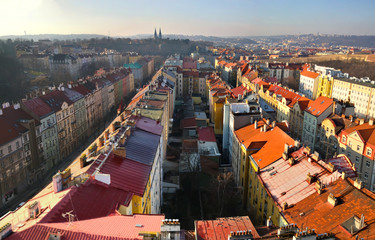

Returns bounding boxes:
[302,96,334,152]
[22,97,60,169]
[332,77,375,118]
[338,119,375,191]
[40,90,75,160]
[299,70,320,100]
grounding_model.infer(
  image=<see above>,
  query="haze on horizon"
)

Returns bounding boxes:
[1,0,375,37]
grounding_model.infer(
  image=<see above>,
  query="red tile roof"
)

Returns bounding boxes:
[231,85,251,98]
[22,97,53,118]
[71,85,92,96]
[86,153,151,197]
[283,178,375,239]
[268,85,310,108]
[301,70,320,79]
[181,117,197,129]
[325,155,357,179]
[235,119,295,169]
[39,90,73,112]
[195,216,260,240]
[197,127,216,142]
[0,118,20,146]
[305,96,333,117]
[40,179,133,223]
[340,122,375,146]
[9,215,165,240]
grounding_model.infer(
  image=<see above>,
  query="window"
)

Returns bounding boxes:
[8,145,12,153]
[16,141,20,149]
[367,148,372,156]
[357,145,361,151]
[364,172,369,179]
[347,151,351,157]
[366,161,371,168]
[356,156,360,163]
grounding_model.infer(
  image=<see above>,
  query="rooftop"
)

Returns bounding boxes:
[197,127,216,143]
[8,215,165,240]
[195,216,260,240]
[259,147,342,209]
[283,178,375,239]
[40,179,133,223]
[87,153,151,196]
[22,97,53,118]
[305,96,333,117]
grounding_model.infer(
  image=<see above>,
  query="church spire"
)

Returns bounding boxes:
[154,28,158,40]
[159,28,162,39]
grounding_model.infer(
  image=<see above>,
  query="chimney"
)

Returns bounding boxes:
[254,121,258,129]
[294,140,300,148]
[360,118,365,125]
[288,157,295,166]
[97,136,104,148]
[266,119,270,125]
[125,126,131,137]
[327,162,335,172]
[341,114,346,118]
[354,178,363,190]
[104,130,109,140]
[263,124,267,132]
[328,193,338,207]
[306,172,316,184]
[315,179,323,194]
[113,146,126,158]
[349,115,353,122]
[272,121,276,128]
[341,171,347,180]
[282,202,288,211]
[369,118,374,126]
[266,217,272,227]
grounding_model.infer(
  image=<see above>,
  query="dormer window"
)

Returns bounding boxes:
[342,136,347,143]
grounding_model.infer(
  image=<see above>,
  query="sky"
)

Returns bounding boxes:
[0,0,375,37]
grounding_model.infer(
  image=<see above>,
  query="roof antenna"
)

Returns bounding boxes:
[62,210,75,226]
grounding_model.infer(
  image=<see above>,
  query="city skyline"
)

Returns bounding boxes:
[1,0,375,37]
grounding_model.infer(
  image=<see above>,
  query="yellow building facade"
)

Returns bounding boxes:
[316,75,333,98]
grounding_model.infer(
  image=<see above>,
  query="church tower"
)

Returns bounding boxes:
[154,28,158,40]
[159,28,162,39]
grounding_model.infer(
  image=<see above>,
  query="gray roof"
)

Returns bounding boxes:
[335,77,375,88]
[124,129,160,166]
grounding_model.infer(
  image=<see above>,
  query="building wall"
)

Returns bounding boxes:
[316,75,333,98]
[331,79,351,102]
[339,128,375,191]
[299,75,319,99]
[0,137,28,208]
[56,102,75,159]
[73,98,87,148]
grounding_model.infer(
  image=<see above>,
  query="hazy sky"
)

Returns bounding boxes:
[1,0,374,37]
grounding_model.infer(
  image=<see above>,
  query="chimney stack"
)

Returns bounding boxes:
[328,193,338,207]
[369,118,374,126]
[254,121,258,129]
[272,121,276,128]
[360,118,365,125]
[263,124,267,132]
[354,178,363,190]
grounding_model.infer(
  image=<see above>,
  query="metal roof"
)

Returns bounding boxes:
[40,179,133,223]
[125,129,160,166]
[87,153,152,196]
